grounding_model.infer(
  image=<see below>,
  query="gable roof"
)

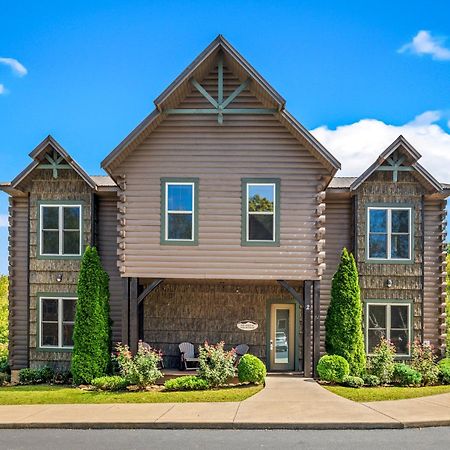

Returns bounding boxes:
[101,35,341,176]
[350,135,442,192]
[9,135,98,190]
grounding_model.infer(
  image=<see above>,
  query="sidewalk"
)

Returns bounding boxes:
[1,377,450,429]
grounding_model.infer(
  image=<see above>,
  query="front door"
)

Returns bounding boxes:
[269,303,296,371]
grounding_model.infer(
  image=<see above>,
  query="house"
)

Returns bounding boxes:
[1,36,448,380]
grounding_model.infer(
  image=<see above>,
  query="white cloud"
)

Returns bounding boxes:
[0,84,5,95]
[0,215,8,228]
[399,30,450,61]
[310,110,450,182]
[0,57,27,76]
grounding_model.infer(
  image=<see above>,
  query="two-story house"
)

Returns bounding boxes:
[1,36,448,380]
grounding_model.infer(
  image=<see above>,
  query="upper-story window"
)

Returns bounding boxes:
[39,204,82,257]
[161,178,198,245]
[367,206,412,261]
[242,179,280,246]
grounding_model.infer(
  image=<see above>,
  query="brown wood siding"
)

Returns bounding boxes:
[320,193,352,353]
[356,170,425,346]
[97,193,122,344]
[26,170,92,369]
[8,195,29,370]
[423,199,446,350]
[113,65,328,280]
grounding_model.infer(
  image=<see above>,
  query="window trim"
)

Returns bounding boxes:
[241,178,280,247]
[160,178,199,245]
[37,201,83,259]
[364,300,413,358]
[366,204,414,263]
[36,293,77,352]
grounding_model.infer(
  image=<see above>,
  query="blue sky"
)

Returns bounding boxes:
[1,0,450,274]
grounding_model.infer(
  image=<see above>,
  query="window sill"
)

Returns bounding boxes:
[36,255,82,260]
[36,347,73,353]
[365,258,414,265]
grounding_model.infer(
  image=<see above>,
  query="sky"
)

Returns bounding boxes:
[1,0,450,274]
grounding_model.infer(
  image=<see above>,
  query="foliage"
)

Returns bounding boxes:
[0,384,263,405]
[19,367,55,384]
[248,194,273,212]
[325,248,366,376]
[198,341,236,387]
[367,338,396,384]
[362,374,380,387]
[237,354,266,384]
[411,341,440,386]
[0,275,8,370]
[0,372,10,385]
[164,375,209,391]
[392,363,422,386]
[342,375,364,388]
[317,355,350,383]
[438,358,450,384]
[114,342,162,388]
[91,375,129,391]
[52,370,72,385]
[71,246,111,384]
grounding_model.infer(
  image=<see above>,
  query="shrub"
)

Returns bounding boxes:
[325,249,366,376]
[317,355,350,383]
[367,338,395,384]
[198,341,236,387]
[237,354,266,384]
[0,354,9,374]
[342,375,364,388]
[53,370,72,385]
[19,367,55,384]
[114,342,162,388]
[71,246,111,385]
[0,372,10,385]
[392,363,422,386]
[91,375,129,391]
[363,374,380,387]
[438,358,450,384]
[411,341,440,386]
[164,375,209,391]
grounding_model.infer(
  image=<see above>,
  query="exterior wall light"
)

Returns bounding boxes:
[56,273,63,283]
[386,279,393,288]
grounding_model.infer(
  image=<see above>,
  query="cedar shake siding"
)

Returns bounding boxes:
[8,195,29,370]
[111,65,328,280]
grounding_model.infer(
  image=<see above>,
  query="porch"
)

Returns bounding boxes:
[120,278,321,377]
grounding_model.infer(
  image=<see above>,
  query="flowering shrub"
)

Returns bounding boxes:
[114,342,162,388]
[411,341,440,386]
[198,341,236,387]
[367,338,396,384]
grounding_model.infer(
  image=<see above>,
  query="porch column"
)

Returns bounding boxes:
[303,281,313,377]
[129,278,139,354]
[313,280,321,378]
[121,278,130,345]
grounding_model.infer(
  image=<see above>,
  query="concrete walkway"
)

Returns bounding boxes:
[1,377,450,429]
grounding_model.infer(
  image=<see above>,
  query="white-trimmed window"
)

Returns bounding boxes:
[365,302,411,356]
[40,204,82,256]
[367,207,412,260]
[245,182,278,243]
[164,181,195,242]
[39,296,76,349]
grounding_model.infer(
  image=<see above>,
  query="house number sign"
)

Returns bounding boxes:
[237,320,258,331]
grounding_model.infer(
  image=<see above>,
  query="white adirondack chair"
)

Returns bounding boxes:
[179,342,199,370]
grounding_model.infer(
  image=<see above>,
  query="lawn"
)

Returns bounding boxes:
[0,384,262,405]
[325,384,450,402]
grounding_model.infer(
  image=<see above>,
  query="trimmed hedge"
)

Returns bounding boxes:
[164,375,209,391]
[237,354,266,384]
[342,375,364,388]
[363,374,380,387]
[19,367,54,384]
[438,358,450,384]
[317,355,350,383]
[392,363,422,386]
[91,376,129,391]
[325,248,366,376]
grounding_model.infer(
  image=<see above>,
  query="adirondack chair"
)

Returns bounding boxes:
[179,342,199,370]
[234,344,249,366]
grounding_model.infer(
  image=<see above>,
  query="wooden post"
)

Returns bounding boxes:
[303,281,313,377]
[121,278,129,345]
[129,278,139,354]
[313,280,321,377]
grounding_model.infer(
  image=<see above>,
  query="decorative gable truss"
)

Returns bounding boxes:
[376,151,412,183]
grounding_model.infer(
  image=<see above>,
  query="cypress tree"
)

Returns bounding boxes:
[325,248,366,376]
[71,246,111,384]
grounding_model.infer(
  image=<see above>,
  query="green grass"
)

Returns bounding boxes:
[325,384,450,402]
[0,384,263,405]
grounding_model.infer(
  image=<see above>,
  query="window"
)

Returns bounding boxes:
[365,302,411,356]
[367,206,412,261]
[242,179,280,245]
[161,179,198,244]
[39,296,76,349]
[40,204,82,256]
